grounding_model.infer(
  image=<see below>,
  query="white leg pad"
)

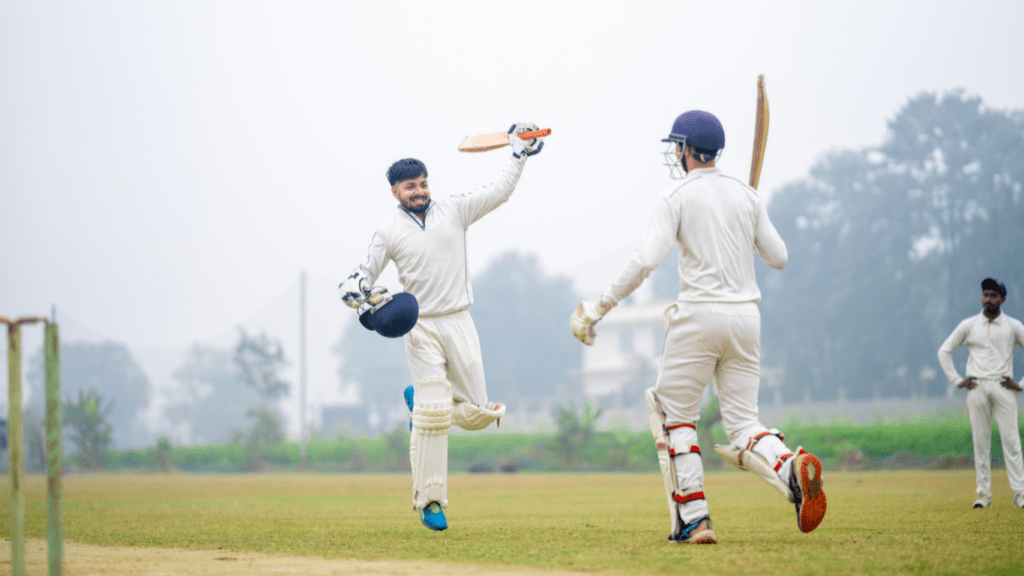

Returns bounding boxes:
[714,434,792,501]
[646,387,686,538]
[410,377,452,511]
[451,400,506,431]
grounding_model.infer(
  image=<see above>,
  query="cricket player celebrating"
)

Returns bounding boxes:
[339,123,545,531]
[571,110,826,543]
[938,278,1024,509]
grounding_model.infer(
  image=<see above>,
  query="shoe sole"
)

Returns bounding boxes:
[671,520,717,544]
[796,454,826,533]
[682,529,717,544]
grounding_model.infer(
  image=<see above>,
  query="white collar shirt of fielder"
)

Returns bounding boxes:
[601,166,788,306]
[355,155,526,317]
[938,311,1024,386]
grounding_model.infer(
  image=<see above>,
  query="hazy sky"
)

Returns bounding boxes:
[3,1,1023,439]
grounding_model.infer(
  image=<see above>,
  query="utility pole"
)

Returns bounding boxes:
[299,270,307,468]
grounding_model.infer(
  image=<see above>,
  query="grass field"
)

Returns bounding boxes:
[2,470,1023,575]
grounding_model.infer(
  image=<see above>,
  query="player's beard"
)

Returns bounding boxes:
[404,195,430,214]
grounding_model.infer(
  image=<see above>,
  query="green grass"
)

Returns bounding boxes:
[3,470,1023,575]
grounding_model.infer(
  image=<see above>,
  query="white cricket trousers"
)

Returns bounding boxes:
[966,377,1024,498]
[656,302,793,523]
[404,309,488,405]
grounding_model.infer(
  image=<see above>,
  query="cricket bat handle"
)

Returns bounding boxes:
[515,128,552,139]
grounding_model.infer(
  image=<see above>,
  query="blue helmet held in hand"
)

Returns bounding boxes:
[359,288,419,338]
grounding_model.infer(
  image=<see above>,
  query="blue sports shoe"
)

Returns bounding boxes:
[404,385,414,431]
[420,502,448,531]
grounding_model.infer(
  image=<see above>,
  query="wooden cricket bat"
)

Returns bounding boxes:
[458,128,551,152]
[749,75,769,189]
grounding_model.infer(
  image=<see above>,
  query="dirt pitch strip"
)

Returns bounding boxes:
[5,538,612,576]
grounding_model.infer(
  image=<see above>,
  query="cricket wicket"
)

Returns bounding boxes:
[3,316,63,576]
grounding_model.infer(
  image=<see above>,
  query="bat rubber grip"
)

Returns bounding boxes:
[516,128,551,140]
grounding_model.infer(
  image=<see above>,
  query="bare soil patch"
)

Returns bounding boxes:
[3,538,606,576]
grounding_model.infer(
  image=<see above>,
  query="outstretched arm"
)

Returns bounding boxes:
[457,122,545,227]
[602,196,677,306]
[572,197,675,346]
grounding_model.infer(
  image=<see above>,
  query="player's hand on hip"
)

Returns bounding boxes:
[571,300,612,346]
[509,121,544,158]
[957,377,978,390]
[1000,376,1023,392]
[339,270,371,309]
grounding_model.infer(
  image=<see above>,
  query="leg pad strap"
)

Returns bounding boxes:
[673,487,706,504]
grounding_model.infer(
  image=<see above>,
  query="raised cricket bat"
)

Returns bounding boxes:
[749,75,769,189]
[458,128,552,152]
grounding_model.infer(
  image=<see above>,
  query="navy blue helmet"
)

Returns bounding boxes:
[360,291,419,338]
[662,110,725,153]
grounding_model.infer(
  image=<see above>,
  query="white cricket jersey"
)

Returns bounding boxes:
[355,155,526,317]
[601,166,788,306]
[938,311,1024,385]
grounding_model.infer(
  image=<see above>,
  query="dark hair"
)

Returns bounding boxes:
[981,278,1007,297]
[691,146,719,163]
[386,158,428,186]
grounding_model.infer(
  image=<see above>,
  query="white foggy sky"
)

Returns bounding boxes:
[2,1,1023,439]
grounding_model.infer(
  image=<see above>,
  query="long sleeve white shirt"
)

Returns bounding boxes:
[353,155,526,317]
[937,311,1024,386]
[601,166,787,306]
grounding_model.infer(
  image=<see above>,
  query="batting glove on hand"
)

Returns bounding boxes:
[509,121,544,158]
[571,300,613,346]
[339,270,372,309]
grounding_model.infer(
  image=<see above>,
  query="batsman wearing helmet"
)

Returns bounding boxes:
[571,110,826,543]
[339,123,545,531]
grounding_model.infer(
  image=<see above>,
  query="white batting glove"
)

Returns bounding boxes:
[509,121,544,158]
[339,269,371,309]
[571,299,613,346]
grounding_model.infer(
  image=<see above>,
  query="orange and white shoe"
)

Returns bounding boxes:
[670,515,717,544]
[789,449,826,533]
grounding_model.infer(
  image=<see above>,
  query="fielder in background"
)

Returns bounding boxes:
[938,278,1024,509]
[570,110,826,543]
[339,123,545,531]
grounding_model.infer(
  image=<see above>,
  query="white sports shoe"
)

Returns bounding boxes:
[972,497,991,509]
[1014,493,1024,509]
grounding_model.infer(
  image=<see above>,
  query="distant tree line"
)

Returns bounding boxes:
[756,90,1024,402]
[16,328,290,468]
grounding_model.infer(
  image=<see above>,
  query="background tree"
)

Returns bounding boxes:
[759,90,1024,402]
[165,344,261,444]
[28,341,152,449]
[151,436,174,472]
[333,318,411,432]
[63,389,113,470]
[232,328,290,468]
[165,328,289,446]
[549,400,603,467]
[234,328,289,401]
[472,251,582,406]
